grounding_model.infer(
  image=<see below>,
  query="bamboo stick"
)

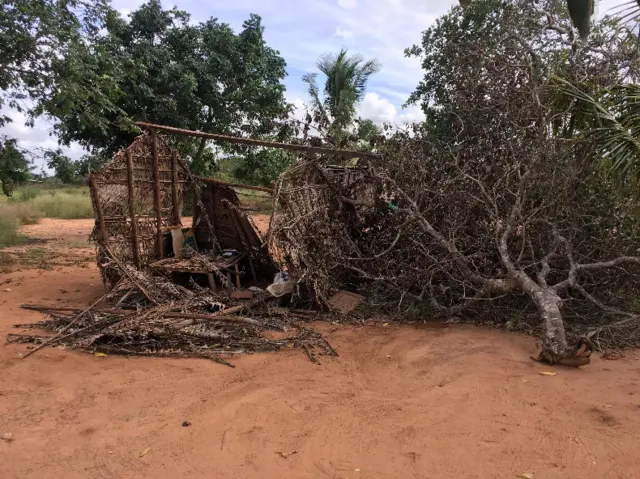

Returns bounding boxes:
[136,121,381,160]
[151,129,164,259]
[171,151,181,225]
[126,148,141,269]
[163,311,258,325]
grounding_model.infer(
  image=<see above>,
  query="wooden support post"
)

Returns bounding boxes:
[89,174,108,248]
[248,256,258,284]
[209,184,218,251]
[234,264,241,289]
[207,273,216,293]
[191,184,198,228]
[170,151,181,225]
[226,272,232,293]
[126,149,141,269]
[151,129,164,259]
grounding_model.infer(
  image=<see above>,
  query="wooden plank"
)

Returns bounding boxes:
[89,174,109,249]
[151,129,164,259]
[136,121,381,160]
[170,151,181,225]
[126,148,141,269]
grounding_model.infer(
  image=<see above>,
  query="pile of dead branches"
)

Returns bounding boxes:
[9,260,336,367]
[270,0,640,363]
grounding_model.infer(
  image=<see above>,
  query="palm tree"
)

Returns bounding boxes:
[302,48,381,144]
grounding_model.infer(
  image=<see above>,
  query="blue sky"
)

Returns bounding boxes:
[0,0,628,169]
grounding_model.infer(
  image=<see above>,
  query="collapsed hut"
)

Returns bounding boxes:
[9,122,384,365]
[89,128,278,293]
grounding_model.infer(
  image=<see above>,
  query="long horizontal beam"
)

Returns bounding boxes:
[136,121,382,159]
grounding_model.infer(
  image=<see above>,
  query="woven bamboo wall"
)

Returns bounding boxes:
[89,131,188,269]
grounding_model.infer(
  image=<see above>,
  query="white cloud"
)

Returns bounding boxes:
[337,0,358,9]
[358,92,424,125]
[335,26,354,39]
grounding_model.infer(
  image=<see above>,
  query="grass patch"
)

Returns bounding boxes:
[1,186,93,249]
[10,202,43,225]
[30,192,93,219]
[4,185,93,220]
[0,208,27,247]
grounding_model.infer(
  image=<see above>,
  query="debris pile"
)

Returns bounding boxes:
[9,261,337,367]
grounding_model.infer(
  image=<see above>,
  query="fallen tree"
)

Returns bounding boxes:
[272,0,640,363]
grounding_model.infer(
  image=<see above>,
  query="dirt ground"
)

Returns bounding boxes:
[1,220,640,479]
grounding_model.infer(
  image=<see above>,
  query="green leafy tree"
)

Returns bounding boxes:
[0,137,31,196]
[44,149,80,184]
[37,0,292,173]
[303,48,380,145]
[0,0,112,126]
[356,118,382,141]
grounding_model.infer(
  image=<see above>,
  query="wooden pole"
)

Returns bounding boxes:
[170,151,181,225]
[89,174,108,248]
[207,273,217,293]
[151,129,164,259]
[126,148,141,269]
[136,121,381,160]
[209,184,218,251]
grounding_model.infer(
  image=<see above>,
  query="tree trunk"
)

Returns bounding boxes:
[516,273,569,363]
[533,290,569,363]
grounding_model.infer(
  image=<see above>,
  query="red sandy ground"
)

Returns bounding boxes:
[1,219,640,479]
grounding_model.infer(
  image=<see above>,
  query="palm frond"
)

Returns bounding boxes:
[556,77,640,186]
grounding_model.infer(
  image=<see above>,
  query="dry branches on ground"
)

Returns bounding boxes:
[10,265,337,367]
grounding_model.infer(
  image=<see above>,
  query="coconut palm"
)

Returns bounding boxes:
[302,48,381,144]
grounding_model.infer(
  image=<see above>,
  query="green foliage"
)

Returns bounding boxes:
[557,79,640,191]
[37,0,291,168]
[11,187,40,202]
[0,0,112,126]
[408,0,639,144]
[233,149,297,186]
[0,137,31,196]
[45,149,81,184]
[303,48,380,144]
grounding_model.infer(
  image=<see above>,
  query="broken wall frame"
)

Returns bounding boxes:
[89,131,188,270]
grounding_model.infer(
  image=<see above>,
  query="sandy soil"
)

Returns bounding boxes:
[1,220,640,479]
